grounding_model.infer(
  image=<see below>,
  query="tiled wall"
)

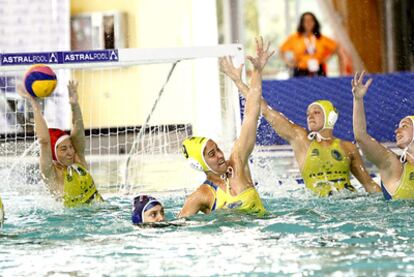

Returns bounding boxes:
[0,0,71,129]
[0,0,70,52]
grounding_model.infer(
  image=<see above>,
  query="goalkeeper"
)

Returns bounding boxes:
[18,81,103,208]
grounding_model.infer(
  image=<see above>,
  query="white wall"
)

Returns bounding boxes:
[0,0,71,129]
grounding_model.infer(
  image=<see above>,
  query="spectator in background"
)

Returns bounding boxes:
[280,12,338,77]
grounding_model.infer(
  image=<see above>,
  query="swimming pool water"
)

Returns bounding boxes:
[1,187,414,276]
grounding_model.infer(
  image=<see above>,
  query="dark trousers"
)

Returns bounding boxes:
[293,65,326,77]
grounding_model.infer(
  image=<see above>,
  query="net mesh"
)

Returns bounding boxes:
[0,54,242,195]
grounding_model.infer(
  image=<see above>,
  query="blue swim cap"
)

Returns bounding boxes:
[131,195,162,224]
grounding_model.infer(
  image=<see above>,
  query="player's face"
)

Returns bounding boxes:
[303,14,316,33]
[204,140,227,175]
[395,118,413,149]
[307,105,324,131]
[56,138,75,166]
[143,204,165,223]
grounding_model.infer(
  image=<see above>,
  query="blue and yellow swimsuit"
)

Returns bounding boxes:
[204,180,266,215]
[63,163,103,208]
[302,138,355,197]
[381,161,414,200]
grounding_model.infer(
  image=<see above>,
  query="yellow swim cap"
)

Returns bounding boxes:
[182,136,211,172]
[401,115,414,142]
[309,100,338,130]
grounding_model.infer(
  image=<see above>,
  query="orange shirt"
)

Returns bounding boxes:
[280,32,338,70]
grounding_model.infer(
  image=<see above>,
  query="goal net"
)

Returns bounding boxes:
[0,45,244,194]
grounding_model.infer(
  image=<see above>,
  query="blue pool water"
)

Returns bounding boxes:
[1,187,414,276]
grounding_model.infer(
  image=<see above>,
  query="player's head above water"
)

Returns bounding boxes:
[307,100,338,132]
[396,116,414,149]
[132,195,165,224]
[49,128,74,167]
[182,136,228,175]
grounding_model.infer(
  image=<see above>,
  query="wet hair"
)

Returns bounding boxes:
[297,12,321,39]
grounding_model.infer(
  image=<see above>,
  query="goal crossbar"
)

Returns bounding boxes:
[0,44,245,71]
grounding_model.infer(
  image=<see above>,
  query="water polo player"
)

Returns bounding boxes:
[353,71,414,200]
[18,80,103,207]
[179,38,273,217]
[131,195,165,224]
[220,59,380,197]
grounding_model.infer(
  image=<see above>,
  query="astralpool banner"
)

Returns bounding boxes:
[0,49,119,131]
[0,49,119,66]
[256,73,414,145]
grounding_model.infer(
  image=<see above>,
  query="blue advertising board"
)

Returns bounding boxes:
[0,50,118,66]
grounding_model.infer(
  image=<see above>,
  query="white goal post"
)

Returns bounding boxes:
[0,45,245,194]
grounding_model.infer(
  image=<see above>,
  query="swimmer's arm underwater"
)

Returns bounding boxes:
[67,81,87,167]
[352,71,399,178]
[17,85,56,186]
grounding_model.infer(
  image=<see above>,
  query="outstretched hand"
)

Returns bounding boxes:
[219,56,243,83]
[352,71,372,99]
[246,36,275,72]
[17,84,35,101]
[67,80,79,104]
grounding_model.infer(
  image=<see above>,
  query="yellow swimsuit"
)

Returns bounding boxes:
[302,139,355,197]
[63,163,103,208]
[204,180,266,215]
[381,162,414,200]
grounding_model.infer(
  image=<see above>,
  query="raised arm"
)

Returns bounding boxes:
[352,71,399,175]
[260,95,307,143]
[17,85,56,186]
[220,55,306,144]
[230,38,273,164]
[67,81,87,165]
